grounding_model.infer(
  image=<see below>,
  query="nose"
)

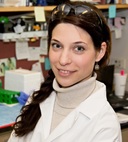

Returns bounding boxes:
[59,49,71,66]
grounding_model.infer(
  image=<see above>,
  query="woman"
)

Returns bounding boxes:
[8,1,122,142]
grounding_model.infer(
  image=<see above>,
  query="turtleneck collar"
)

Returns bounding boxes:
[53,73,97,109]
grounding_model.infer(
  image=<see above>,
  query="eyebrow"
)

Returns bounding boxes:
[51,39,60,42]
[73,41,88,45]
[51,39,87,45]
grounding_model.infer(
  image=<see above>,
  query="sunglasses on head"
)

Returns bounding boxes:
[51,4,103,27]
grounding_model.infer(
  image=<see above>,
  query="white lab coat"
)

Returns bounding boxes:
[8,81,122,142]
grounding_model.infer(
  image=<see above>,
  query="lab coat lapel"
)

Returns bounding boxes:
[40,92,56,139]
[47,109,78,141]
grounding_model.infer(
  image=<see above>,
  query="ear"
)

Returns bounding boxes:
[95,42,107,62]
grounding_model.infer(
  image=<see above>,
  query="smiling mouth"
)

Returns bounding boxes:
[59,69,70,73]
[58,69,75,76]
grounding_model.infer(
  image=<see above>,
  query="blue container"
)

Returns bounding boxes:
[36,0,47,6]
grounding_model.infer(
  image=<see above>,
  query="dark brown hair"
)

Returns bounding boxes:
[13,1,111,136]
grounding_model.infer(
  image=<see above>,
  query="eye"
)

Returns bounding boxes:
[51,42,61,50]
[74,45,85,53]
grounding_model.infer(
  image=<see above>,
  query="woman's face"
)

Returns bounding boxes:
[49,23,104,87]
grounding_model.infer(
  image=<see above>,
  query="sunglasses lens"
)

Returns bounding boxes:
[75,6,90,15]
[51,4,70,20]
[63,5,71,15]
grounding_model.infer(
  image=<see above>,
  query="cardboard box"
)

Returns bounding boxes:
[4,69,41,95]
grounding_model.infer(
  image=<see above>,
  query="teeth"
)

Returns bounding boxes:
[60,70,70,74]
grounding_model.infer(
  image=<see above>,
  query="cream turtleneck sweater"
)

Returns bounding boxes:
[51,74,99,132]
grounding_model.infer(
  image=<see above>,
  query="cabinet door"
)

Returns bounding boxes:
[122,128,128,142]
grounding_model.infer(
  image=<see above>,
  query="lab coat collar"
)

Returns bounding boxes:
[77,81,107,119]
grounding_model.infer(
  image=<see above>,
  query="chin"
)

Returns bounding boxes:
[58,80,78,88]
[57,80,72,88]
